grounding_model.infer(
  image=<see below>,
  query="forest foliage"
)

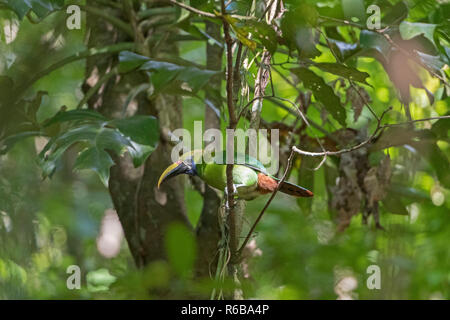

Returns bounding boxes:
[0,0,449,299]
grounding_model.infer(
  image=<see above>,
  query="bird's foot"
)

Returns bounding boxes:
[224,184,238,198]
[223,184,239,211]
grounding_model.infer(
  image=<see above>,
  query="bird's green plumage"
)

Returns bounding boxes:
[160,149,313,200]
[196,162,260,200]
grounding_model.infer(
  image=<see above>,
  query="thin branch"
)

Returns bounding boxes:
[293,107,392,157]
[169,0,255,20]
[169,0,216,18]
[237,148,296,255]
[76,67,118,109]
[382,115,450,128]
[318,15,365,29]
[16,42,135,101]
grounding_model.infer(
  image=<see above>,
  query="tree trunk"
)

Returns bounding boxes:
[83,3,223,289]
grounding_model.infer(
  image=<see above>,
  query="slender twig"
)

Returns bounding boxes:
[237,148,296,255]
[169,0,216,18]
[382,115,450,128]
[293,112,450,158]
[293,107,392,157]
[318,15,365,29]
[168,0,254,20]
[76,68,118,109]
[16,42,135,101]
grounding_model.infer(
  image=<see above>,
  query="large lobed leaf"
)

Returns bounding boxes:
[39,110,159,186]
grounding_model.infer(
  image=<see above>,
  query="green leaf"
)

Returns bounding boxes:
[177,67,219,93]
[2,0,31,19]
[2,0,64,19]
[370,127,426,151]
[110,116,159,167]
[223,15,257,51]
[281,3,320,57]
[118,51,150,73]
[74,147,115,187]
[411,141,450,189]
[313,63,370,85]
[387,184,429,203]
[292,67,346,127]
[241,20,278,54]
[42,123,133,185]
[415,51,446,73]
[431,112,449,140]
[382,1,408,25]
[360,30,392,63]
[399,22,437,45]
[165,223,197,278]
[43,110,107,128]
[327,39,360,62]
[0,131,43,155]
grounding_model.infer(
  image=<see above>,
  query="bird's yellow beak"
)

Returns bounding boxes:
[157,161,185,188]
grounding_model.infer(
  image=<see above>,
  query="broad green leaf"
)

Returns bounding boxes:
[411,141,450,189]
[415,51,446,74]
[431,112,449,140]
[313,63,370,85]
[177,67,219,92]
[382,1,408,25]
[0,131,43,155]
[408,0,438,21]
[42,123,133,185]
[360,30,391,63]
[43,110,107,128]
[110,116,159,167]
[225,0,252,15]
[74,147,115,187]
[399,22,437,45]
[370,127,429,151]
[327,39,360,62]
[281,4,320,57]
[1,0,31,19]
[293,67,346,127]
[387,184,429,203]
[2,0,64,19]
[118,51,150,73]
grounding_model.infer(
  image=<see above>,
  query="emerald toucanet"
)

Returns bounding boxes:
[158,150,313,200]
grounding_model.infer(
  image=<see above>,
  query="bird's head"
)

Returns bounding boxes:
[157,157,197,188]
